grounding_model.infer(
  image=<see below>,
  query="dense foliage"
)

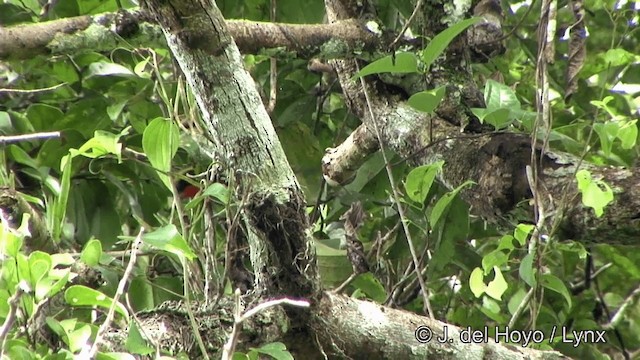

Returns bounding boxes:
[0,0,638,359]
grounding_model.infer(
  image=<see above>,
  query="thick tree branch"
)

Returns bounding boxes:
[0,9,405,61]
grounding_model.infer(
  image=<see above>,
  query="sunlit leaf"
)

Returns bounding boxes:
[142,224,197,260]
[422,18,481,70]
[64,285,129,319]
[407,86,446,114]
[405,161,444,204]
[143,118,180,190]
[354,52,418,78]
[540,274,572,308]
[485,266,508,300]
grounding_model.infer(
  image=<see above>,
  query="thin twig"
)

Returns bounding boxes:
[390,0,423,49]
[508,286,534,327]
[604,285,640,330]
[0,131,61,144]
[355,63,434,318]
[221,292,310,360]
[0,282,29,356]
[0,83,67,94]
[86,227,145,358]
[333,273,358,294]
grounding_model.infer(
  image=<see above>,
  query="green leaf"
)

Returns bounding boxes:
[540,274,572,308]
[52,154,72,242]
[469,267,486,298]
[575,170,614,217]
[404,161,444,203]
[351,273,387,302]
[125,321,154,355]
[80,239,103,266]
[482,108,512,129]
[252,342,293,360]
[519,253,536,287]
[407,86,446,114]
[38,270,69,301]
[142,224,197,260]
[68,324,92,353]
[496,235,515,251]
[421,18,481,70]
[481,250,508,274]
[617,120,638,149]
[508,287,528,315]
[64,285,129,319]
[201,183,230,203]
[142,118,180,190]
[71,130,125,162]
[0,221,23,258]
[514,224,534,246]
[28,251,52,286]
[430,180,474,227]
[7,145,39,169]
[354,52,418,78]
[485,266,508,300]
[483,80,520,111]
[86,62,134,78]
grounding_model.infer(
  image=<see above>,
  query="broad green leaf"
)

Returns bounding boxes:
[519,253,536,287]
[52,154,72,242]
[485,266,508,300]
[202,182,230,203]
[351,273,387,302]
[469,267,486,298]
[28,251,52,286]
[481,297,505,322]
[64,285,129,319]
[481,250,508,274]
[354,52,418,78]
[508,287,528,315]
[68,324,92,353]
[514,223,534,245]
[404,161,444,203]
[575,170,614,217]
[125,321,154,355]
[617,120,637,149]
[252,342,294,360]
[142,118,180,190]
[71,130,124,163]
[80,238,103,266]
[421,18,481,70]
[593,122,617,156]
[540,274,572,308]
[407,86,446,114]
[482,108,512,129]
[37,270,69,301]
[142,224,197,260]
[86,62,134,78]
[0,221,23,257]
[496,235,515,251]
[430,180,474,227]
[26,103,64,132]
[8,145,39,169]
[483,79,520,111]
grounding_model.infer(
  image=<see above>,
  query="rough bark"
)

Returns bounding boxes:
[0,9,410,61]
[140,0,317,300]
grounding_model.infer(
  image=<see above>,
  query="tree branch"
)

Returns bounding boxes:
[0,9,407,61]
